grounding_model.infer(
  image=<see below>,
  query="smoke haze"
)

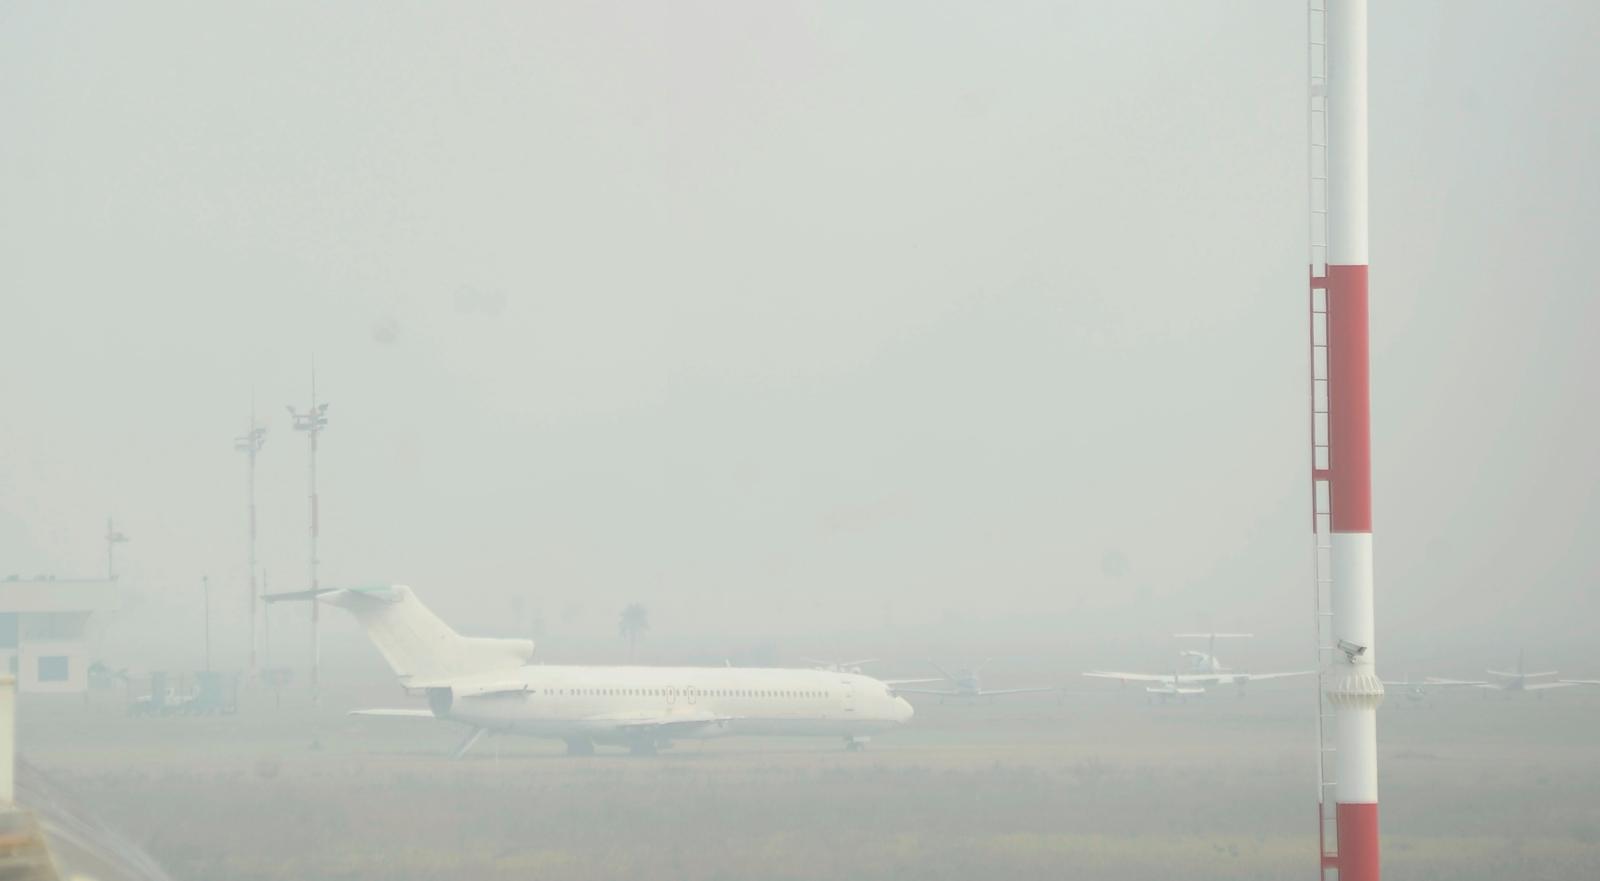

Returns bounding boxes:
[2,0,1596,669]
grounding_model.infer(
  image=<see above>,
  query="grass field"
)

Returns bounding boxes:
[20,683,1600,880]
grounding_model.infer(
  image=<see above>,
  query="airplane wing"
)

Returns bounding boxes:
[1084,671,1169,683]
[1423,677,1492,687]
[1524,681,1574,691]
[893,688,963,697]
[401,679,530,697]
[883,678,944,687]
[262,587,340,603]
[976,687,1057,697]
[1229,670,1314,683]
[592,712,735,736]
[1084,672,1217,684]
[1383,680,1443,689]
[1559,679,1600,686]
[349,709,437,719]
[1485,669,1520,679]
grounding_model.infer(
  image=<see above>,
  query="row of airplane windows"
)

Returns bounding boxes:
[541,688,831,699]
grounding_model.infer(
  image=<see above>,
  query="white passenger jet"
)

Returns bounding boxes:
[267,585,913,756]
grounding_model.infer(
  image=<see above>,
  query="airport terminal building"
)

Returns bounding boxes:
[0,577,117,694]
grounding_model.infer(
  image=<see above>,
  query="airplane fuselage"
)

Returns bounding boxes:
[431,664,913,746]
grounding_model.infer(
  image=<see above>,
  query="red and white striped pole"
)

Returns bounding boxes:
[1322,1,1384,879]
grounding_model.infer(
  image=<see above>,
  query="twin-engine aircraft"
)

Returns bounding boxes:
[267,585,913,756]
[1427,650,1577,694]
[1083,632,1310,699]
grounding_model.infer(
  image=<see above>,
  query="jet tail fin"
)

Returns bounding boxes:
[267,584,534,684]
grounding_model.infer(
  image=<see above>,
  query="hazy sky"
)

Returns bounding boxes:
[2,2,1596,666]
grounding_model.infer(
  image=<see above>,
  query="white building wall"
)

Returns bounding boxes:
[0,580,116,695]
[18,640,88,694]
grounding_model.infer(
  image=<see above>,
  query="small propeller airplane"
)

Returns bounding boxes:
[1084,633,1310,698]
[1427,650,1575,694]
[893,660,1055,703]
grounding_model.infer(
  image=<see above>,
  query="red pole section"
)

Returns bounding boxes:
[1326,265,1371,534]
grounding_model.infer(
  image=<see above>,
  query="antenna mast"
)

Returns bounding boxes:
[234,394,267,676]
[288,367,330,700]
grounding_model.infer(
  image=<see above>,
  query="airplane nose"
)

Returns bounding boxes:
[895,696,914,722]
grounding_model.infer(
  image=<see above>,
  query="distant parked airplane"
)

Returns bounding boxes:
[1085,633,1310,697]
[1428,650,1574,694]
[894,661,1055,703]
[267,585,913,756]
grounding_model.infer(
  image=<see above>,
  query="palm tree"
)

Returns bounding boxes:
[618,603,650,662]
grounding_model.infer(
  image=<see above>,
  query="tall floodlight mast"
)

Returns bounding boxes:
[1308,2,1383,880]
[288,372,330,699]
[234,397,267,676]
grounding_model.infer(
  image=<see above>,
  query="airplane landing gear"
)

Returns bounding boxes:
[844,736,871,752]
[451,727,488,760]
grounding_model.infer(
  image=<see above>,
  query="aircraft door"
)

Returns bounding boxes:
[840,679,856,714]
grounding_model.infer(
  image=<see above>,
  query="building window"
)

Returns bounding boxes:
[0,614,16,649]
[38,656,70,682]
